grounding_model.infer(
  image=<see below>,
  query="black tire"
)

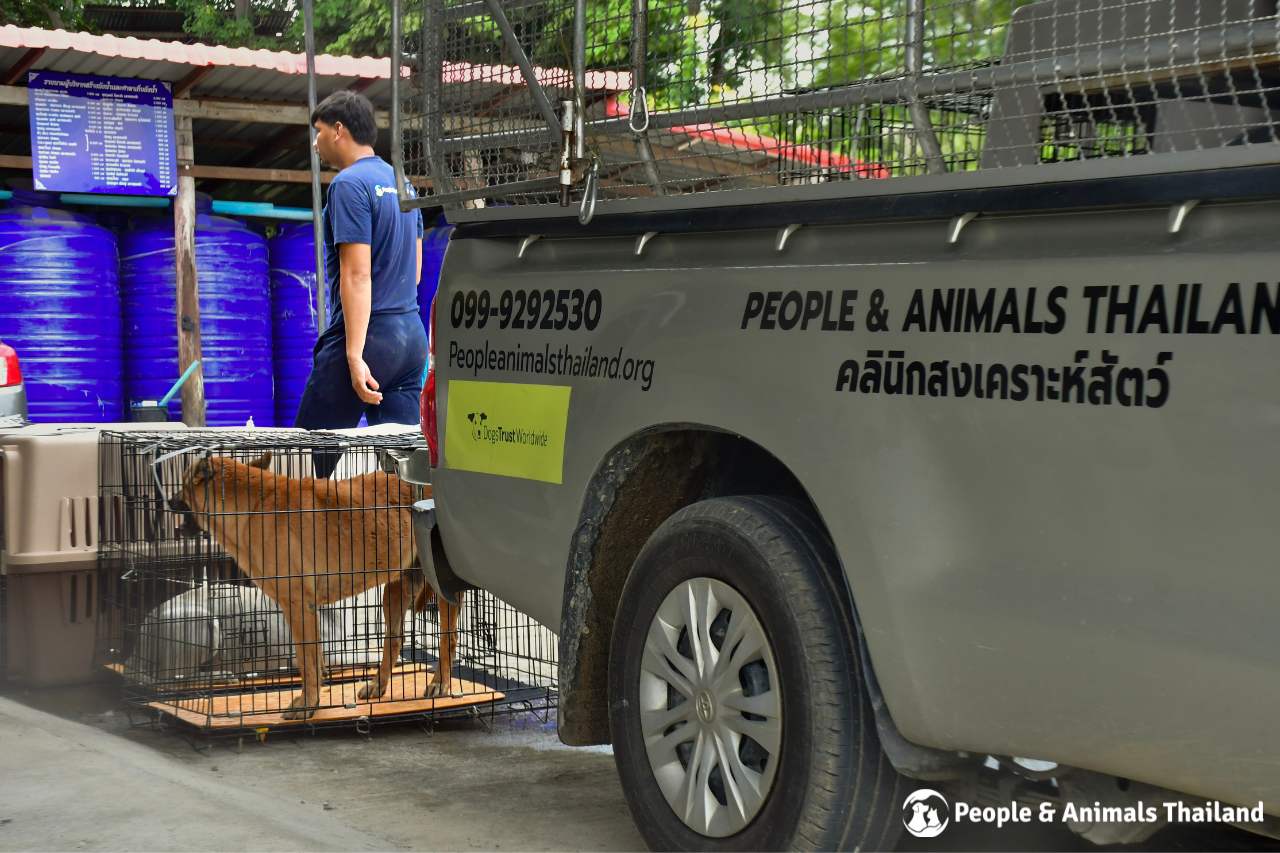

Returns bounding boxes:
[608,495,904,851]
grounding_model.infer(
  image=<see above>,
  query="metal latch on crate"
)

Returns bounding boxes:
[412,498,469,607]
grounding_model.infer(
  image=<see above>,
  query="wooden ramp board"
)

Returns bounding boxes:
[148,671,504,731]
[107,660,405,690]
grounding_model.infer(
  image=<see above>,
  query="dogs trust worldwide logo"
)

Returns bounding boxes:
[466,411,487,441]
[464,411,552,449]
[903,788,951,838]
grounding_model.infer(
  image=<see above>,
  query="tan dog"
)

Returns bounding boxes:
[174,452,461,720]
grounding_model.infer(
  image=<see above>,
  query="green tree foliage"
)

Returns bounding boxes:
[300,0,398,57]
[70,1,1029,80]
[169,0,467,55]
[172,0,295,49]
[435,0,809,113]
[67,0,1036,174]
[5,0,86,30]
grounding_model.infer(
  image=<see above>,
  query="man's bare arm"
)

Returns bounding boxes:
[338,241,382,404]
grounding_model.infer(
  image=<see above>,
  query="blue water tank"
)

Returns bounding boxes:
[0,202,123,422]
[268,223,321,427]
[418,224,452,332]
[119,212,273,426]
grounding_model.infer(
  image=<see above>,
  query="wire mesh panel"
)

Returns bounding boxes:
[400,0,602,208]
[97,429,557,733]
[399,0,1280,213]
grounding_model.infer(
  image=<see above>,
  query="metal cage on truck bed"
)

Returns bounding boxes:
[392,0,1280,220]
[95,429,557,734]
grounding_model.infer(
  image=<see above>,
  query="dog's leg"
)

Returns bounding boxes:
[358,576,409,701]
[283,598,323,720]
[426,589,463,699]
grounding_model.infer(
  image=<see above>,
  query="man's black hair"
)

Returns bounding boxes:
[311,90,377,146]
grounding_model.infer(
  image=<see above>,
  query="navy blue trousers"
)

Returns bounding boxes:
[295,313,427,475]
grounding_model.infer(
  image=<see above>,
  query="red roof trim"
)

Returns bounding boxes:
[606,95,887,178]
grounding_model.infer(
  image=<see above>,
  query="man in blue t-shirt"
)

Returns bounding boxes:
[294,90,426,436]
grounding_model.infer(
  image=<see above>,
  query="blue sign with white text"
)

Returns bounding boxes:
[28,71,177,196]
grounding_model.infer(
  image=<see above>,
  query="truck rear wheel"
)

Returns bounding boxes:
[608,496,904,851]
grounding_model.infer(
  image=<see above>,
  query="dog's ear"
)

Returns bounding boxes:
[190,458,214,483]
[247,452,273,470]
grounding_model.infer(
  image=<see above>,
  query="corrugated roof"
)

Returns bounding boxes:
[0,26,629,101]
[0,26,629,206]
[0,25,396,80]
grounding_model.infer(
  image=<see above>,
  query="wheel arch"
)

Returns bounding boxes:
[555,422,971,780]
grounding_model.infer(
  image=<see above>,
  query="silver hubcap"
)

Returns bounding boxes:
[639,577,782,838]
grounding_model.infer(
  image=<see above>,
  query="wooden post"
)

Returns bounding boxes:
[303,0,328,329]
[174,114,206,427]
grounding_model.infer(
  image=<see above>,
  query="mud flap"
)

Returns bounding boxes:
[412,499,469,606]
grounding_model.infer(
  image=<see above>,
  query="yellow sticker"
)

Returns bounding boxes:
[444,380,572,484]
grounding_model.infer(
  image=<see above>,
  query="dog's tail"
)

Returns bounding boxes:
[408,567,434,613]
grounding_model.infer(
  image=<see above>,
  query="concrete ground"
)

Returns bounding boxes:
[0,682,1276,852]
[0,683,642,852]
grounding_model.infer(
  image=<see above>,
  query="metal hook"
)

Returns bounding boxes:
[775,223,802,252]
[634,231,658,256]
[1167,200,1200,234]
[947,211,979,244]
[517,234,541,259]
[578,158,599,226]
[629,86,650,134]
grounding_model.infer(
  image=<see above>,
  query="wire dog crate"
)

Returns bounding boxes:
[96,429,557,734]
[394,0,1280,215]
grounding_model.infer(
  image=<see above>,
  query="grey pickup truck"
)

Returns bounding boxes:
[395,0,1280,848]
